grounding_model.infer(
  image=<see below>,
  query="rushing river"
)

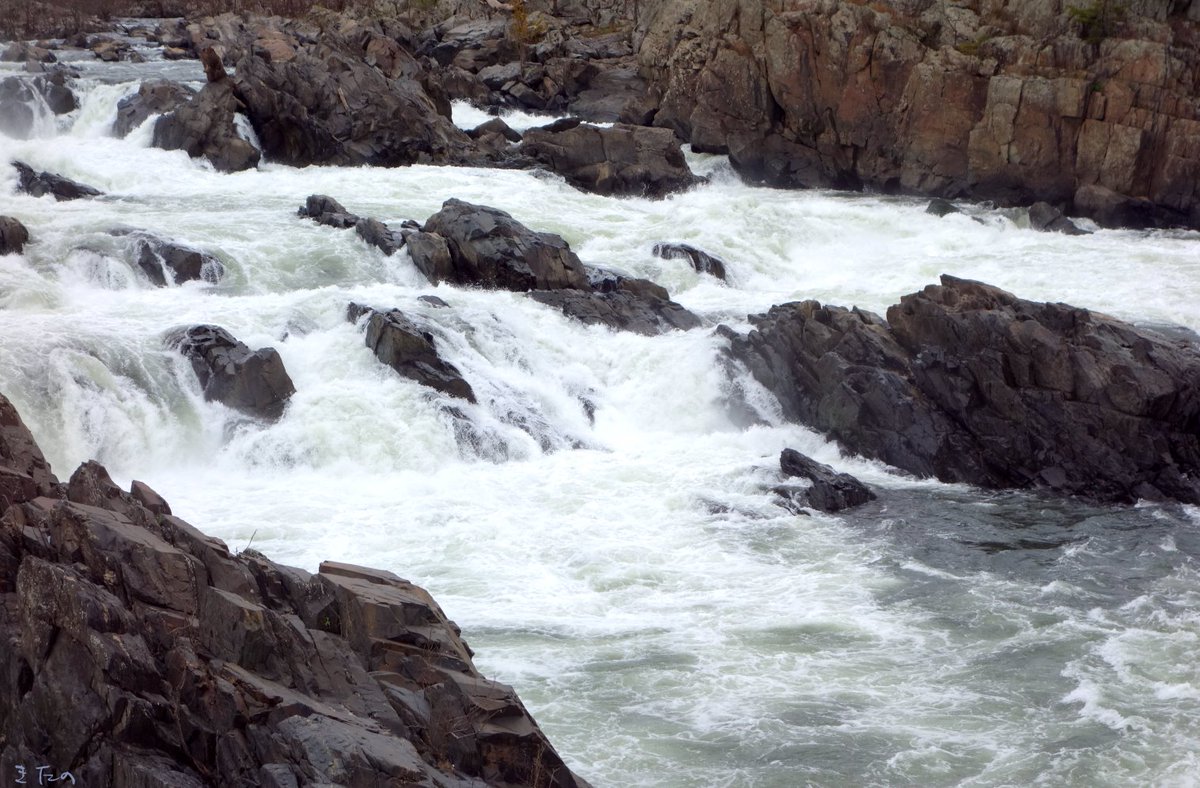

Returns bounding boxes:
[2,35,1200,788]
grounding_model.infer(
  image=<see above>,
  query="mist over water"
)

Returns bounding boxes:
[2,48,1200,787]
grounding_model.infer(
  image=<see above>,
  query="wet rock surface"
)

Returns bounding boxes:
[347,303,476,402]
[778,448,875,513]
[416,198,590,291]
[520,122,700,198]
[0,217,30,256]
[0,392,585,788]
[723,275,1200,504]
[653,242,728,280]
[115,230,225,286]
[152,49,260,173]
[114,79,195,138]
[12,160,102,201]
[530,288,701,336]
[167,325,295,421]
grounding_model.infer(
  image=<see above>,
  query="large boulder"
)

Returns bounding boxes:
[152,51,260,173]
[12,161,101,200]
[520,123,701,198]
[0,395,585,787]
[114,79,195,138]
[231,42,474,167]
[347,304,475,402]
[0,217,30,255]
[414,198,590,291]
[723,275,1200,504]
[167,325,295,420]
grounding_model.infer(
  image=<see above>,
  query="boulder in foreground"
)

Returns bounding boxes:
[0,392,586,787]
[723,276,1200,504]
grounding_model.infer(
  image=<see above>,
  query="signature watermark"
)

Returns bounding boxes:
[12,765,76,785]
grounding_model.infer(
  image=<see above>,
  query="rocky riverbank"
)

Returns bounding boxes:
[0,394,588,787]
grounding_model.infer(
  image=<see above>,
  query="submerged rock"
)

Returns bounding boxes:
[117,230,225,286]
[926,198,961,217]
[348,303,475,402]
[653,242,728,280]
[520,123,701,198]
[1029,202,1088,235]
[12,160,101,200]
[779,448,875,513]
[0,216,30,255]
[0,392,585,787]
[723,275,1200,504]
[167,325,295,420]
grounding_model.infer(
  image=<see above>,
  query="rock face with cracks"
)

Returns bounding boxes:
[723,275,1200,504]
[0,391,588,787]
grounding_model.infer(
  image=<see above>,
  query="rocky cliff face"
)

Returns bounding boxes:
[0,393,586,787]
[637,0,1200,227]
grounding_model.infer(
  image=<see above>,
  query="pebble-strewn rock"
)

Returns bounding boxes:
[0,392,586,788]
[723,275,1200,504]
[167,325,295,421]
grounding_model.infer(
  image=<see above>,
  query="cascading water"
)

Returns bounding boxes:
[2,35,1199,787]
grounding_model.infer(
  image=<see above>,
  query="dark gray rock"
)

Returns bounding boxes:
[529,288,701,336]
[467,117,522,143]
[355,218,406,256]
[12,160,101,200]
[0,216,30,255]
[926,198,961,217]
[1,42,56,63]
[723,275,1200,504]
[152,71,260,173]
[116,230,225,286]
[653,242,728,280]
[297,194,359,229]
[520,123,701,198]
[417,199,589,291]
[114,79,195,138]
[347,303,475,402]
[167,325,295,420]
[779,448,875,513]
[1029,201,1088,235]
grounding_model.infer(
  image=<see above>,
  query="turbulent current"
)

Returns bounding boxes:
[3,40,1200,788]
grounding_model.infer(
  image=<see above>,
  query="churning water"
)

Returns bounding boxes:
[2,40,1199,787]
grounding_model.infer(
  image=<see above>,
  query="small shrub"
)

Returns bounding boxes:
[1067,0,1126,45]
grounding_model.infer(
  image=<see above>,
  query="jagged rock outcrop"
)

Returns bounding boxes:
[415,198,591,291]
[778,448,875,513]
[653,242,728,280]
[0,392,586,787]
[723,275,1200,504]
[114,230,226,286]
[638,0,1200,228]
[167,325,295,420]
[347,303,476,402]
[12,161,101,200]
[114,79,195,138]
[152,49,260,172]
[297,193,359,228]
[0,217,29,256]
[520,122,700,197]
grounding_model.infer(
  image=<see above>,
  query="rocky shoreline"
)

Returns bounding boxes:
[0,392,589,787]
